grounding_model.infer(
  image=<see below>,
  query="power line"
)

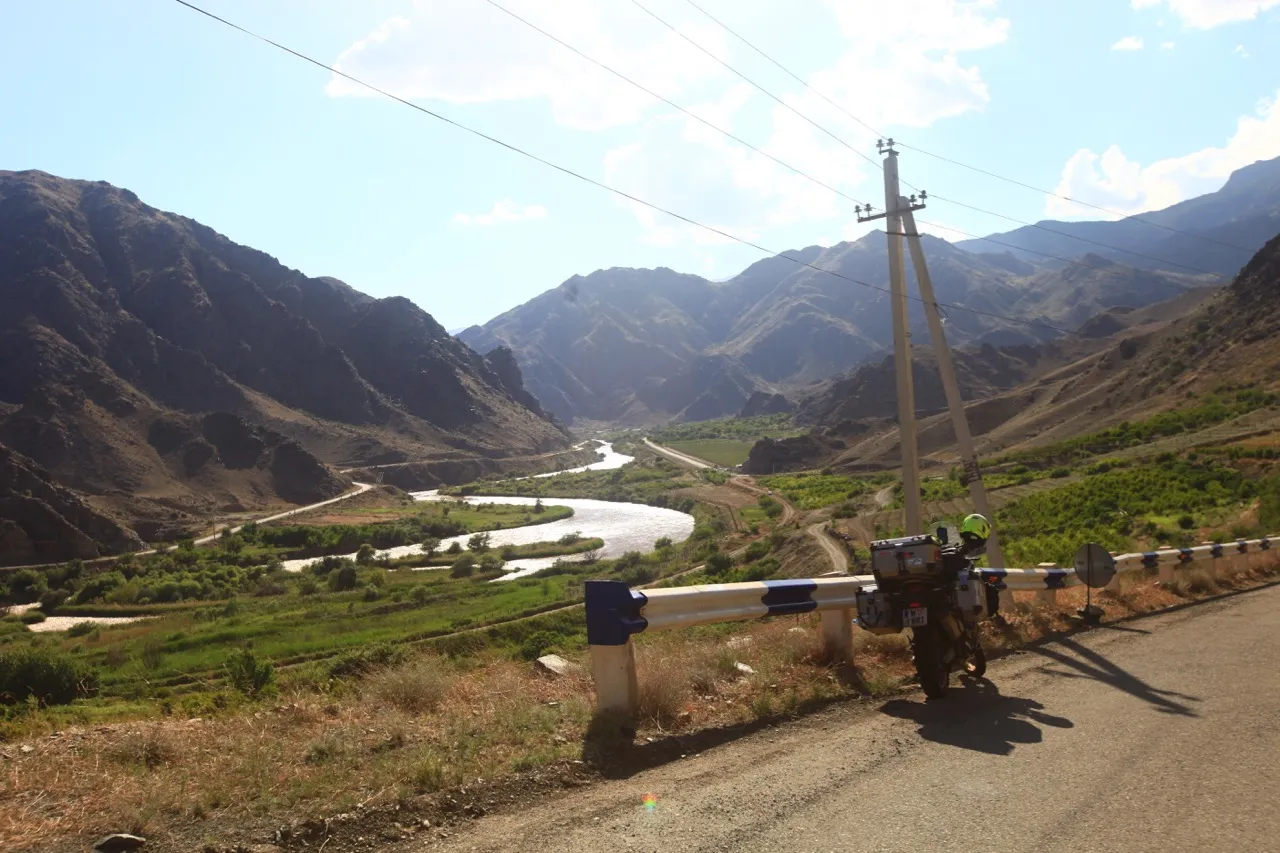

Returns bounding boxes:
[678,0,1255,257]
[627,0,883,173]
[481,0,1179,282]
[168,0,1078,339]
[487,0,1216,285]
[480,0,873,209]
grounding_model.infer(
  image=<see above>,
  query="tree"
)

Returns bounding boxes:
[420,537,441,558]
[446,541,463,554]
[356,543,376,565]
[450,553,476,578]
[468,532,492,553]
[533,497,544,515]
[582,546,603,564]
[328,564,359,592]
[706,552,733,576]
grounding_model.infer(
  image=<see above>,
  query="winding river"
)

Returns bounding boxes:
[281,442,694,580]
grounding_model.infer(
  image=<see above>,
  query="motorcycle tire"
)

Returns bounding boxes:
[963,643,986,680]
[911,624,950,700]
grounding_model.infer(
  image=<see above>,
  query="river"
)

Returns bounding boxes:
[280,442,694,580]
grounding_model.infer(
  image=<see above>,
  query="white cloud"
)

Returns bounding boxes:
[1111,35,1145,50]
[329,0,1008,251]
[326,0,729,130]
[451,200,547,226]
[603,0,1010,247]
[1047,89,1280,218]
[1235,44,1251,57]
[1161,40,1177,48]
[1131,0,1280,29]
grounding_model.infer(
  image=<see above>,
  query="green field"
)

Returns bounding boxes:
[663,439,756,467]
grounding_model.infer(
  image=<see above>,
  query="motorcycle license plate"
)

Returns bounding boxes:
[903,607,927,627]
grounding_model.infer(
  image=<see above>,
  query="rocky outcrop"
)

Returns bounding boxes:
[739,392,795,418]
[0,444,142,566]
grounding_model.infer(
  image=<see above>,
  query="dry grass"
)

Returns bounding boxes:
[367,656,453,714]
[3,554,1278,851]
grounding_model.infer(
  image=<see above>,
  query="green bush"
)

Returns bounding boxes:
[518,630,560,661]
[327,642,408,680]
[0,648,97,706]
[8,569,48,604]
[327,564,359,592]
[1177,514,1196,530]
[450,554,476,578]
[19,611,46,625]
[67,621,98,639]
[225,648,275,697]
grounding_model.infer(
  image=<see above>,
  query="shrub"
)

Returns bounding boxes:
[225,648,275,697]
[420,537,441,557]
[0,648,97,705]
[39,588,69,613]
[558,531,584,546]
[19,610,46,625]
[368,656,452,713]
[1049,467,1071,479]
[1177,514,1196,530]
[327,642,408,679]
[356,543,376,565]
[362,584,381,602]
[327,564,359,592]
[66,621,98,639]
[518,630,560,661]
[706,553,733,576]
[8,569,48,603]
[450,554,477,578]
[467,532,492,553]
[297,576,319,596]
[743,540,771,562]
[654,536,673,550]
[411,585,431,605]
[446,541,463,555]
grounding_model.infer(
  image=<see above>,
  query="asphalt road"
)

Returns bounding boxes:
[414,583,1280,853]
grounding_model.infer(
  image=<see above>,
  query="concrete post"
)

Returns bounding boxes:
[820,609,854,664]
[1158,558,1176,586]
[589,640,639,717]
[1035,563,1058,605]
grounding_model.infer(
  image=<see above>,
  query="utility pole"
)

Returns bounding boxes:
[857,141,1007,582]
[899,206,1007,577]
[857,139,921,535]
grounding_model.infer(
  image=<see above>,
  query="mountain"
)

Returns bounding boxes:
[463,156,1280,427]
[762,231,1277,475]
[956,156,1280,277]
[463,235,1207,424]
[0,170,567,559]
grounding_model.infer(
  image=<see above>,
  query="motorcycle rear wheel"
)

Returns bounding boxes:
[911,624,950,700]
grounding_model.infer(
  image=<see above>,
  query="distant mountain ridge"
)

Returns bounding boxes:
[0,170,567,563]
[463,156,1280,426]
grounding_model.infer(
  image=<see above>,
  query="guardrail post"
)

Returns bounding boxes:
[585,580,646,718]
[1035,563,1058,605]
[820,609,853,663]
[1158,554,1176,586]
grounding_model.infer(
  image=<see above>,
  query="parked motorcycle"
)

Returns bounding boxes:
[855,522,1004,699]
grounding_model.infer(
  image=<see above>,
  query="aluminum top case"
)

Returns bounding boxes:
[871,534,944,585]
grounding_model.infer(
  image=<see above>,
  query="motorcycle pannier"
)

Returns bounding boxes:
[871,534,943,587]
[855,589,899,635]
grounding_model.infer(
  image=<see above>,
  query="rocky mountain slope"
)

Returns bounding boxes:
[0,170,567,560]
[463,156,1279,427]
[956,156,1280,277]
[756,231,1277,475]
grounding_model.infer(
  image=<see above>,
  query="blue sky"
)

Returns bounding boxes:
[4,0,1279,330]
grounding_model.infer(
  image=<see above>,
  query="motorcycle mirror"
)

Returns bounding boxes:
[935,526,949,544]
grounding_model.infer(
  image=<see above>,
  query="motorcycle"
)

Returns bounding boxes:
[855,528,1004,699]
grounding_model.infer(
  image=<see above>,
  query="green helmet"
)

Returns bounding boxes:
[960,513,990,542]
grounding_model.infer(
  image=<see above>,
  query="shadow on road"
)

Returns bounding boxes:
[1029,636,1201,716]
[879,679,1073,756]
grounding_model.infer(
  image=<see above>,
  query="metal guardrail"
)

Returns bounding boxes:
[585,536,1276,715]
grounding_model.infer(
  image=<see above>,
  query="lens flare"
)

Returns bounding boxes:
[642,793,658,813]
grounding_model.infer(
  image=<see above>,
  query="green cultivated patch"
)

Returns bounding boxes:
[649,413,798,443]
[662,439,756,467]
[758,471,895,510]
[996,457,1259,566]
